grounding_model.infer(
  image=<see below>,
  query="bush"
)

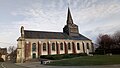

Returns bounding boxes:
[40,53,87,60]
[78,53,87,56]
[0,58,4,62]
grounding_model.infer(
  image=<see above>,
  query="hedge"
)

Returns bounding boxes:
[40,53,87,60]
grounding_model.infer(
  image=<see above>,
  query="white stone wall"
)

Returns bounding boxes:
[16,38,25,63]
[16,38,93,63]
[1,55,6,61]
[25,39,93,54]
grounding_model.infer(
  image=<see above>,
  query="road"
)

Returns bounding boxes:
[17,62,120,68]
[0,62,120,68]
[0,62,28,68]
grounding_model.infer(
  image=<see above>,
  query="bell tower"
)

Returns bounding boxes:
[63,8,79,36]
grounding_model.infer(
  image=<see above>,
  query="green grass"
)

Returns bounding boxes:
[47,55,120,66]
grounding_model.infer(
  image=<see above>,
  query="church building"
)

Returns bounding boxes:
[16,8,94,63]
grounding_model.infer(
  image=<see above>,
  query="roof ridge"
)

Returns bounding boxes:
[24,30,63,33]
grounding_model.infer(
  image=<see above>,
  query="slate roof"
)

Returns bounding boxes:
[24,30,91,40]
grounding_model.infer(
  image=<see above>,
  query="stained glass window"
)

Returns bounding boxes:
[86,43,89,49]
[60,43,63,50]
[52,43,55,51]
[77,43,80,50]
[32,43,36,52]
[68,43,71,50]
[43,43,46,51]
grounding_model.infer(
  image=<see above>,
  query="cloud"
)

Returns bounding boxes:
[12,7,67,32]
[7,0,120,46]
[0,0,120,48]
[73,0,120,24]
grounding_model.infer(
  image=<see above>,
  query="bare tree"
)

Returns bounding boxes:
[112,31,120,49]
[96,31,120,54]
[8,46,17,62]
[96,34,112,54]
[8,46,16,53]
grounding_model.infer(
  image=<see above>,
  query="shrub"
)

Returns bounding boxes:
[0,58,4,62]
[40,53,87,60]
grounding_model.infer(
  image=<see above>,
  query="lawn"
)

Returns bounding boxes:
[47,55,120,66]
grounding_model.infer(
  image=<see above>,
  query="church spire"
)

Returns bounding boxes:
[63,7,79,36]
[67,7,73,25]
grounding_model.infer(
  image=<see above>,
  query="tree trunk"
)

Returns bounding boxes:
[104,49,105,55]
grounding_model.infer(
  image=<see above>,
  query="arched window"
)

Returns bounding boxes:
[77,43,80,50]
[60,43,63,50]
[52,43,55,51]
[86,43,89,49]
[43,43,46,51]
[32,43,36,52]
[68,43,71,50]
[82,42,85,53]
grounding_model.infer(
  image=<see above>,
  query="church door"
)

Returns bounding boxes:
[32,53,36,59]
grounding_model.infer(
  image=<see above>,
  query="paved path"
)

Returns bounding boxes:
[16,62,120,68]
[0,62,28,68]
[0,62,120,68]
[0,63,3,68]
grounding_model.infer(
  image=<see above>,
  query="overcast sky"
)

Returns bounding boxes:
[0,0,120,48]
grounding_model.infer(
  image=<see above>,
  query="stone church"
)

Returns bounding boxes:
[16,8,94,63]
